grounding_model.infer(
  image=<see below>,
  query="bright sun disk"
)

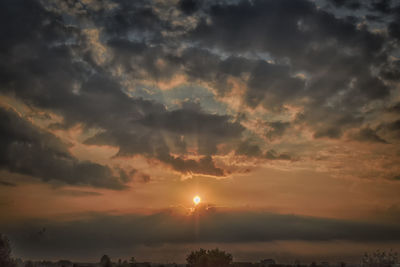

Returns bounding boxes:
[193,195,201,205]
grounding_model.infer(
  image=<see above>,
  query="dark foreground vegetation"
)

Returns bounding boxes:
[1,234,399,267]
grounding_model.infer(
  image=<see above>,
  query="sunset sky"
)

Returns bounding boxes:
[1,0,400,263]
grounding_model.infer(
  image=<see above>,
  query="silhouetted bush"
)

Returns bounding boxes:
[0,234,15,267]
[186,248,232,267]
[101,255,112,267]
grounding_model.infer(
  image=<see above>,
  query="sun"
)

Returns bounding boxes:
[193,195,201,205]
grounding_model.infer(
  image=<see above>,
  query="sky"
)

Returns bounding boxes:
[1,0,400,264]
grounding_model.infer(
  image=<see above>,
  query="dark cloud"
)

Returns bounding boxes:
[327,0,362,10]
[0,0,399,185]
[139,106,241,138]
[352,127,388,144]
[188,0,385,58]
[0,0,242,178]
[380,60,400,81]
[57,190,103,197]
[179,0,202,15]
[0,107,128,190]
[4,210,400,259]
[235,142,292,161]
[138,106,244,155]
[389,21,400,40]
[139,173,151,183]
[246,62,305,110]
[158,154,225,177]
[235,141,262,157]
[265,121,291,141]
[369,0,392,14]
[177,48,305,110]
[0,180,16,187]
[107,38,182,82]
[385,120,400,131]
[184,0,392,137]
[373,120,400,142]
[265,150,291,160]
[84,102,242,175]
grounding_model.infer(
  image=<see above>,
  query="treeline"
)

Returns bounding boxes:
[2,234,400,267]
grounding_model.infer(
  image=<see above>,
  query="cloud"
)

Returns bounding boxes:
[0,107,128,190]
[265,150,292,161]
[4,210,400,259]
[265,121,291,141]
[0,180,16,187]
[351,127,388,144]
[327,0,362,10]
[0,0,399,186]
[235,141,262,157]
[374,120,400,141]
[57,189,103,197]
[138,106,244,155]
[184,0,392,136]
[0,0,242,178]
[178,0,202,15]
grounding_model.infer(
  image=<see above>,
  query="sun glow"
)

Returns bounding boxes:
[193,195,201,205]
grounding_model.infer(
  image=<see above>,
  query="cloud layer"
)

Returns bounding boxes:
[5,209,400,258]
[0,0,399,187]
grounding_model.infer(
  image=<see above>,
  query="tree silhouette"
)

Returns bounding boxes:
[130,256,137,267]
[361,250,399,267]
[101,255,112,267]
[186,248,232,267]
[0,234,15,267]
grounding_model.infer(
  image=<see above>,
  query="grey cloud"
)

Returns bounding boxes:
[389,21,400,40]
[369,0,392,14]
[0,0,237,177]
[314,127,343,139]
[265,150,292,161]
[381,60,400,81]
[0,107,128,190]
[235,142,292,161]
[387,102,400,114]
[294,106,364,139]
[84,102,243,175]
[235,141,262,157]
[138,106,244,155]
[234,138,294,160]
[90,1,393,141]
[85,128,227,176]
[188,0,385,59]
[157,154,225,177]
[139,107,242,138]
[4,210,400,259]
[246,62,305,110]
[265,121,291,141]
[179,0,203,15]
[376,120,400,140]
[327,0,362,10]
[57,189,103,197]
[0,180,17,187]
[179,48,305,110]
[184,0,392,137]
[1,0,399,184]
[352,127,388,144]
[385,120,400,131]
[107,38,182,82]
